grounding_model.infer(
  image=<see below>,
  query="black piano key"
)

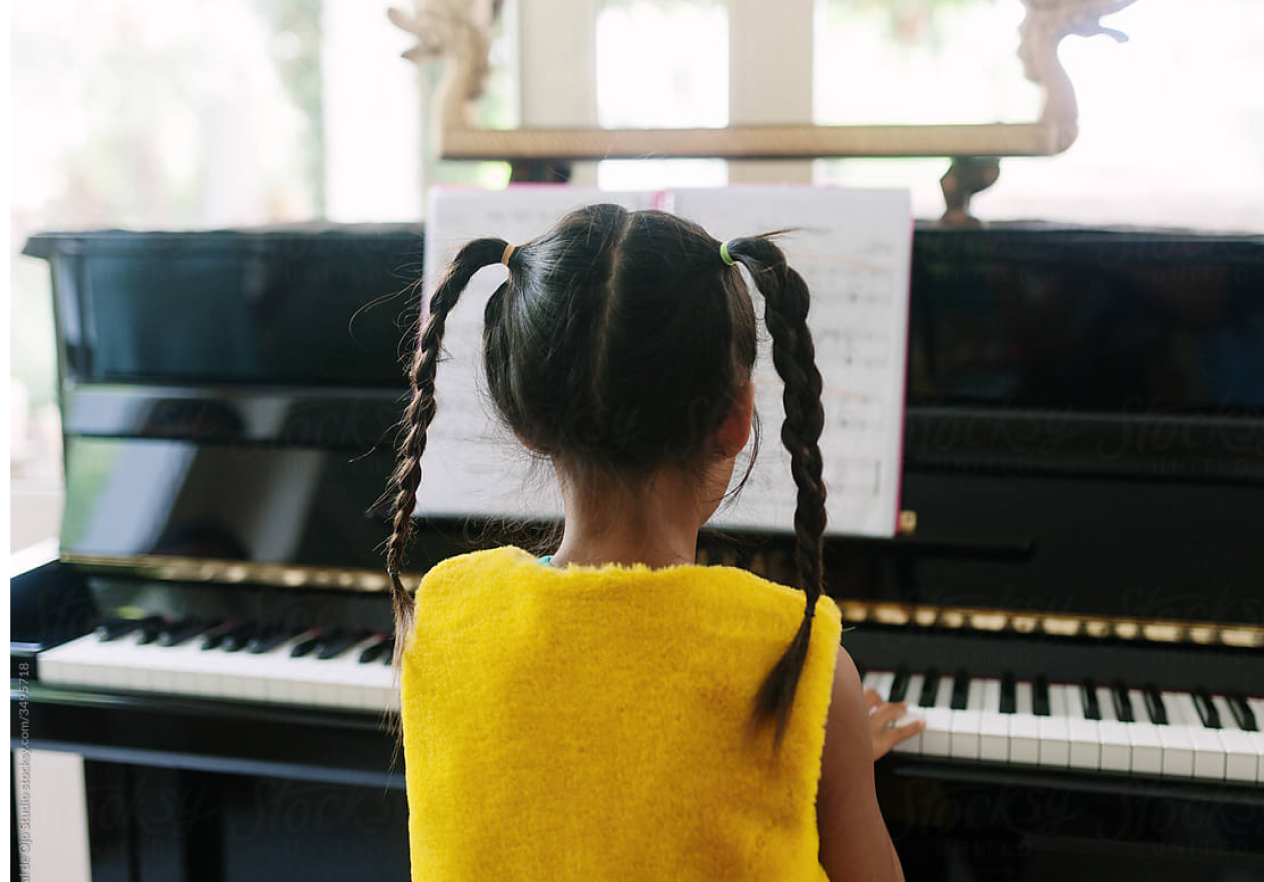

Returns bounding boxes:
[950,668,971,710]
[98,615,163,642]
[310,627,347,654]
[1032,675,1051,717]
[358,635,392,664]
[220,622,257,653]
[136,618,168,645]
[918,668,940,708]
[159,618,215,647]
[1111,681,1135,723]
[855,661,866,682]
[248,624,296,654]
[380,637,396,665]
[200,621,237,651]
[999,672,1016,714]
[1227,694,1257,732]
[888,666,910,703]
[1142,683,1168,725]
[316,629,366,660]
[1193,689,1221,729]
[1080,679,1101,720]
[290,630,324,658]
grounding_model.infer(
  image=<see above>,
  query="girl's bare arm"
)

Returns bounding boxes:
[816,646,906,882]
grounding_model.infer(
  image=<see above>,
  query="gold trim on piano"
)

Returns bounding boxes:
[834,599,1264,650]
[59,552,405,594]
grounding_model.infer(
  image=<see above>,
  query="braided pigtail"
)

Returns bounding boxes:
[727,238,827,747]
[385,237,509,672]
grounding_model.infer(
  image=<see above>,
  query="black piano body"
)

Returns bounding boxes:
[12,222,1264,881]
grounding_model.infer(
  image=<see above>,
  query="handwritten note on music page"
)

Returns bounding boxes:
[419,185,911,537]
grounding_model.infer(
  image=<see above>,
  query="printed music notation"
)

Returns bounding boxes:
[420,186,912,537]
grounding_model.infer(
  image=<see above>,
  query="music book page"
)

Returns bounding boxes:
[419,185,912,537]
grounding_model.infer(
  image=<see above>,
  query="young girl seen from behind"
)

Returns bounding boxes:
[384,204,914,881]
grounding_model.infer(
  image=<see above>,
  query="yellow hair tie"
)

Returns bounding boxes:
[501,244,516,266]
[720,241,735,266]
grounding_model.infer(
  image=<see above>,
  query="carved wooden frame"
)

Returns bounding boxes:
[388,0,1137,161]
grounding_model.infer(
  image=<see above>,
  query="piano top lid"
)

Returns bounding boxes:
[21,222,426,259]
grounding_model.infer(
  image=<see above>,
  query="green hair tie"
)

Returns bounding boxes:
[720,241,736,266]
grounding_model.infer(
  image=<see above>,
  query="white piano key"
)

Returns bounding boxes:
[1247,698,1264,784]
[1126,689,1163,775]
[1009,681,1040,765]
[1065,684,1101,771]
[38,632,101,687]
[1211,695,1259,784]
[1037,685,1071,768]
[891,674,924,755]
[331,637,390,709]
[147,639,210,694]
[1155,691,1193,777]
[920,677,955,757]
[871,671,896,703]
[949,678,985,761]
[38,623,406,715]
[1096,686,1132,774]
[1169,692,1226,780]
[978,679,1009,763]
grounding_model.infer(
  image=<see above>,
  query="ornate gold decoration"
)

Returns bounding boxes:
[833,598,1264,650]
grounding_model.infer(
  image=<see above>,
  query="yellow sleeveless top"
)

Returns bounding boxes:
[400,546,842,881]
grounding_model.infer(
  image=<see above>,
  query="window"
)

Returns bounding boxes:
[813,0,1264,230]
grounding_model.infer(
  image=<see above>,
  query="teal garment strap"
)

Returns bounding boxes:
[719,241,735,266]
[537,554,553,566]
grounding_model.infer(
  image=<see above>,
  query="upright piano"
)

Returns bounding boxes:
[12,222,1264,881]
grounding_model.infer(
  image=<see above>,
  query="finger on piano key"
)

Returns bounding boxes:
[891,673,925,755]
[1169,692,1225,780]
[1126,688,1163,775]
[978,679,1009,763]
[1210,694,1259,783]
[920,673,956,757]
[1037,684,1071,767]
[1152,691,1193,777]
[1064,683,1101,771]
[1096,685,1132,773]
[1009,680,1040,765]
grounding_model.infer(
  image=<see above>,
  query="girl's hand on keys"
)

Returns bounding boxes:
[865,689,926,761]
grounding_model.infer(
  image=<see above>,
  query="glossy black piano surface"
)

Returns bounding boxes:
[13,223,1264,882]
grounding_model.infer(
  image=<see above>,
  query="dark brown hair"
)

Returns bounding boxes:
[384,204,826,744]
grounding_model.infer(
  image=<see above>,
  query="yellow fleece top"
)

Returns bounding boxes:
[400,546,842,881]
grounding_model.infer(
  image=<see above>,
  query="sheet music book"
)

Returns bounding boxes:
[418,185,912,538]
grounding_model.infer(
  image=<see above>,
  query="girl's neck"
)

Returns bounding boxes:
[549,469,708,570]
[550,526,698,570]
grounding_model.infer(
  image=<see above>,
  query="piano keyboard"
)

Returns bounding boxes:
[38,617,400,713]
[863,668,1263,783]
